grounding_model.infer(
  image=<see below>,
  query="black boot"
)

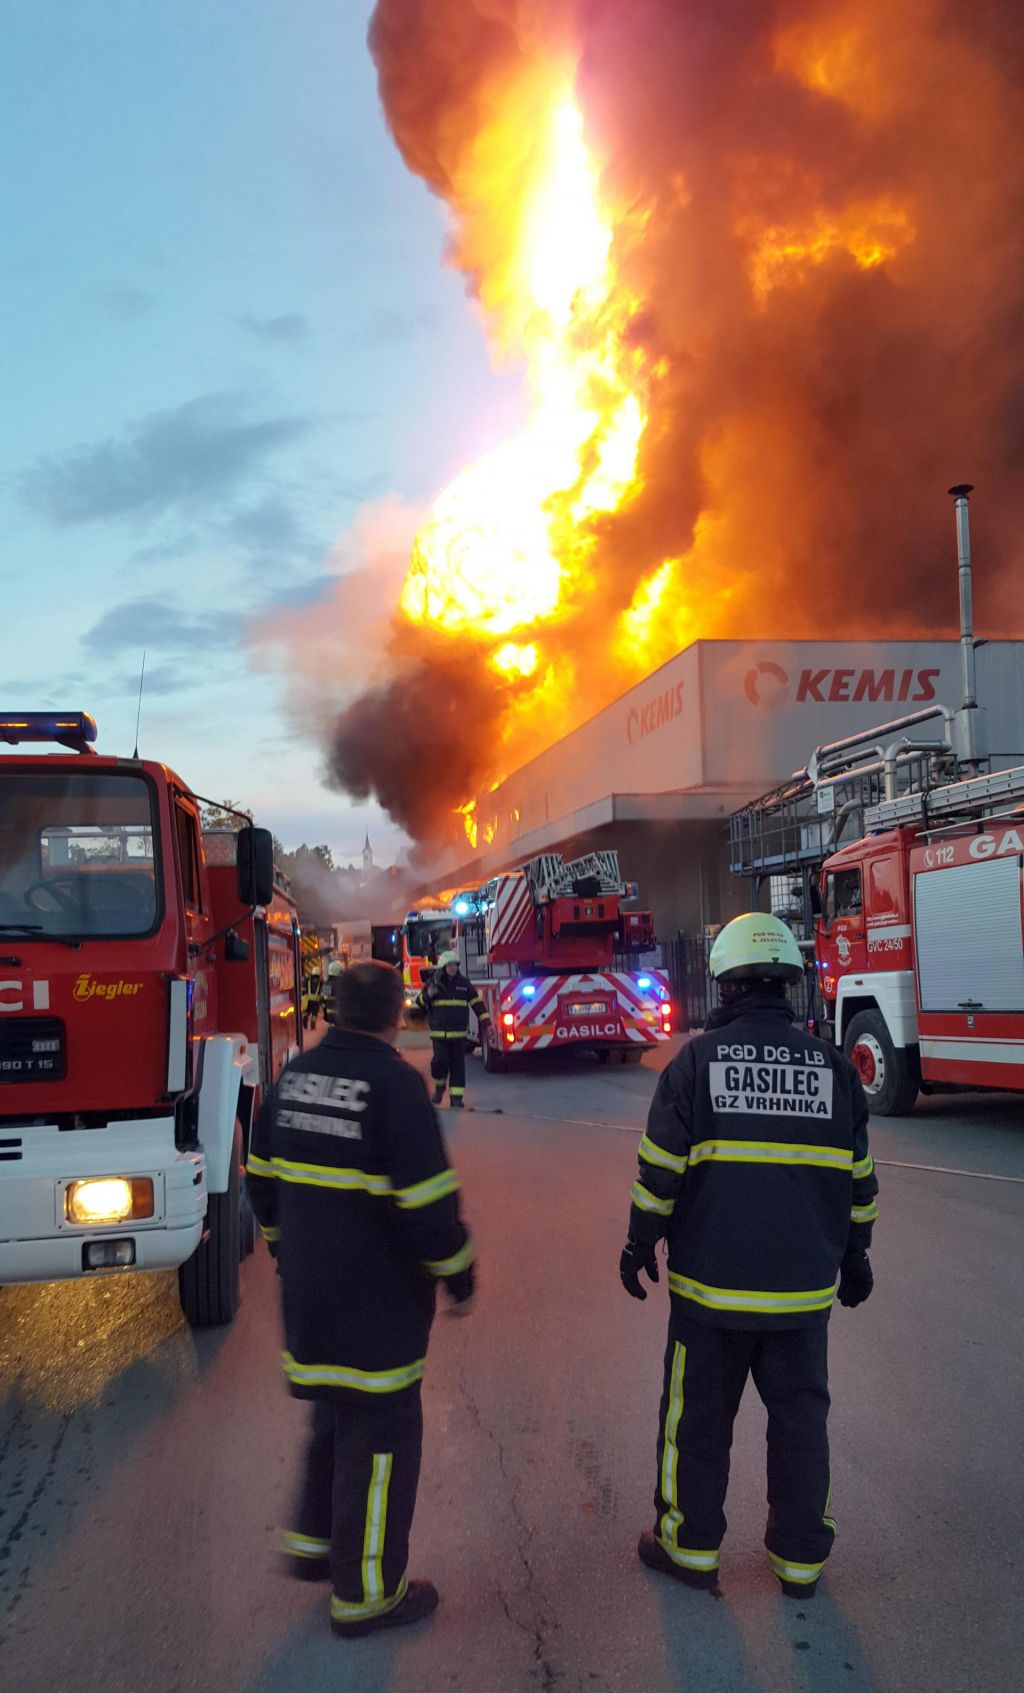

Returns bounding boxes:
[638,1531,718,1591]
[432,1084,445,1104]
[331,1579,439,1639]
[450,1095,464,1109]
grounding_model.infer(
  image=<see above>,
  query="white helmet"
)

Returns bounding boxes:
[436,950,459,969]
[708,914,803,983]
[328,959,343,977]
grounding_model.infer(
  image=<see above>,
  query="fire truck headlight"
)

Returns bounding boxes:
[502,1012,515,1026]
[66,1177,154,1226]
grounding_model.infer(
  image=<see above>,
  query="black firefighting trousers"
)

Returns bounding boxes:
[430,1037,467,1099]
[283,1386,423,1625]
[653,1308,835,1587]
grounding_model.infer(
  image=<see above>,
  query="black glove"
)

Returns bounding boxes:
[445,1263,476,1306]
[620,1237,660,1300]
[837,1249,873,1308]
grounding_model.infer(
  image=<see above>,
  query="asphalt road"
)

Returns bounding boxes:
[1,1035,1022,1693]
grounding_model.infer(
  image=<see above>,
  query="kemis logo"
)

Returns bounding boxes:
[627,681,684,744]
[744,664,942,707]
[73,974,145,1003]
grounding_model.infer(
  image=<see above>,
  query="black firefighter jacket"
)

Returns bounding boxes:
[417,969,490,1040]
[628,998,877,1330]
[248,1028,473,1398]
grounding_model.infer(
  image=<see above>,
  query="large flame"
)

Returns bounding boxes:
[400,88,649,650]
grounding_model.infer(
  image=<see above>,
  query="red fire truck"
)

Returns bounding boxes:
[0,711,302,1324]
[816,765,1024,1113]
[454,850,672,1068]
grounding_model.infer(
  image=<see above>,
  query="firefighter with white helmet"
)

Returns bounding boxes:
[620,912,877,1599]
[417,950,490,1109]
[321,958,343,1026]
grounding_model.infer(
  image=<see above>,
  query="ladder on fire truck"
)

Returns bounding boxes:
[864,761,1024,832]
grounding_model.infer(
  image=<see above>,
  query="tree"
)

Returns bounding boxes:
[199,799,253,831]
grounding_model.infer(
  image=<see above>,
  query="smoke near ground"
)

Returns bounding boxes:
[324,0,1024,843]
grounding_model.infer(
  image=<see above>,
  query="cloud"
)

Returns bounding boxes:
[238,313,310,344]
[103,288,158,320]
[83,596,236,654]
[20,393,310,527]
[114,662,190,697]
[364,306,439,344]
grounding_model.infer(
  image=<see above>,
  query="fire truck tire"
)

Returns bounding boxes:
[179,1125,242,1327]
[843,1011,920,1117]
[482,1036,508,1073]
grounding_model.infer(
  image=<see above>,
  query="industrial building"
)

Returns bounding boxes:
[422,638,1024,940]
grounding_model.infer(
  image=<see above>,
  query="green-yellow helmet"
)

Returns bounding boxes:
[327,959,343,976]
[708,914,803,983]
[437,950,460,969]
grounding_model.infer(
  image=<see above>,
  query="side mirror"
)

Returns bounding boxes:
[809,883,823,918]
[237,826,275,908]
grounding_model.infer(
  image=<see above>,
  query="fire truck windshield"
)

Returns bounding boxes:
[405,919,453,961]
[0,772,159,939]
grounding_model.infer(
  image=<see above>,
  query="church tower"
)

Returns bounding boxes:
[362,833,373,874]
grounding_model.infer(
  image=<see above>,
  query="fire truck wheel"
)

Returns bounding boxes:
[179,1125,242,1327]
[482,1035,508,1073]
[843,1010,921,1117]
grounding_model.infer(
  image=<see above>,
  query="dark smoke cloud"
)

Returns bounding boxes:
[336,0,1024,843]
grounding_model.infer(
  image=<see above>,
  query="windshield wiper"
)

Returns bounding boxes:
[0,923,82,948]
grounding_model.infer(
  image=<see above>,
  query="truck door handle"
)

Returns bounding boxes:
[957,1000,983,1009]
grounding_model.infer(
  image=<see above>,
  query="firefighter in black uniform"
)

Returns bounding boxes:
[620,913,877,1598]
[248,960,475,1639]
[417,949,491,1108]
[320,958,342,1025]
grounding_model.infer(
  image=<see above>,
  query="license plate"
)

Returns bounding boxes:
[567,1000,609,1016]
[0,1017,67,1082]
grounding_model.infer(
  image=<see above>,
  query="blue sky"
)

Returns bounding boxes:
[2,0,524,865]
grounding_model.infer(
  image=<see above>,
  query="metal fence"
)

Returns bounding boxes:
[664,933,815,1032]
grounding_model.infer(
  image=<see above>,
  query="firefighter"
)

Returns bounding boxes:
[320,957,342,1025]
[301,967,321,1030]
[247,960,475,1638]
[417,949,491,1109]
[620,913,877,1599]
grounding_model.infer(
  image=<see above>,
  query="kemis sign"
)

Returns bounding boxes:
[744,663,942,708]
[627,680,684,744]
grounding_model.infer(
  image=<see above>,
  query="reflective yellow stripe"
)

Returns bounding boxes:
[668,1272,836,1315]
[330,1577,408,1623]
[260,1224,281,1243]
[768,1551,827,1583]
[247,1152,276,1177]
[423,1237,476,1277]
[638,1133,689,1175]
[430,1029,470,1038]
[281,1531,330,1559]
[689,1140,853,1170]
[433,998,470,1008]
[393,1168,459,1210]
[659,1542,720,1571]
[449,1086,465,1098]
[361,1452,393,1604]
[271,1158,394,1196]
[851,1200,879,1223]
[659,1341,686,1549]
[852,1153,874,1179]
[282,1351,425,1393]
[631,1180,675,1217]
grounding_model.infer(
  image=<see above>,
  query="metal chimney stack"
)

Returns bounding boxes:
[948,483,988,770]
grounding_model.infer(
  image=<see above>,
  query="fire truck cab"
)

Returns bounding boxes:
[816,768,1024,1114]
[0,711,302,1324]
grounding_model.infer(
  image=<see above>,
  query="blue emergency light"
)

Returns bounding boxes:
[454,898,472,916]
[637,975,652,989]
[521,982,537,997]
[0,711,98,753]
